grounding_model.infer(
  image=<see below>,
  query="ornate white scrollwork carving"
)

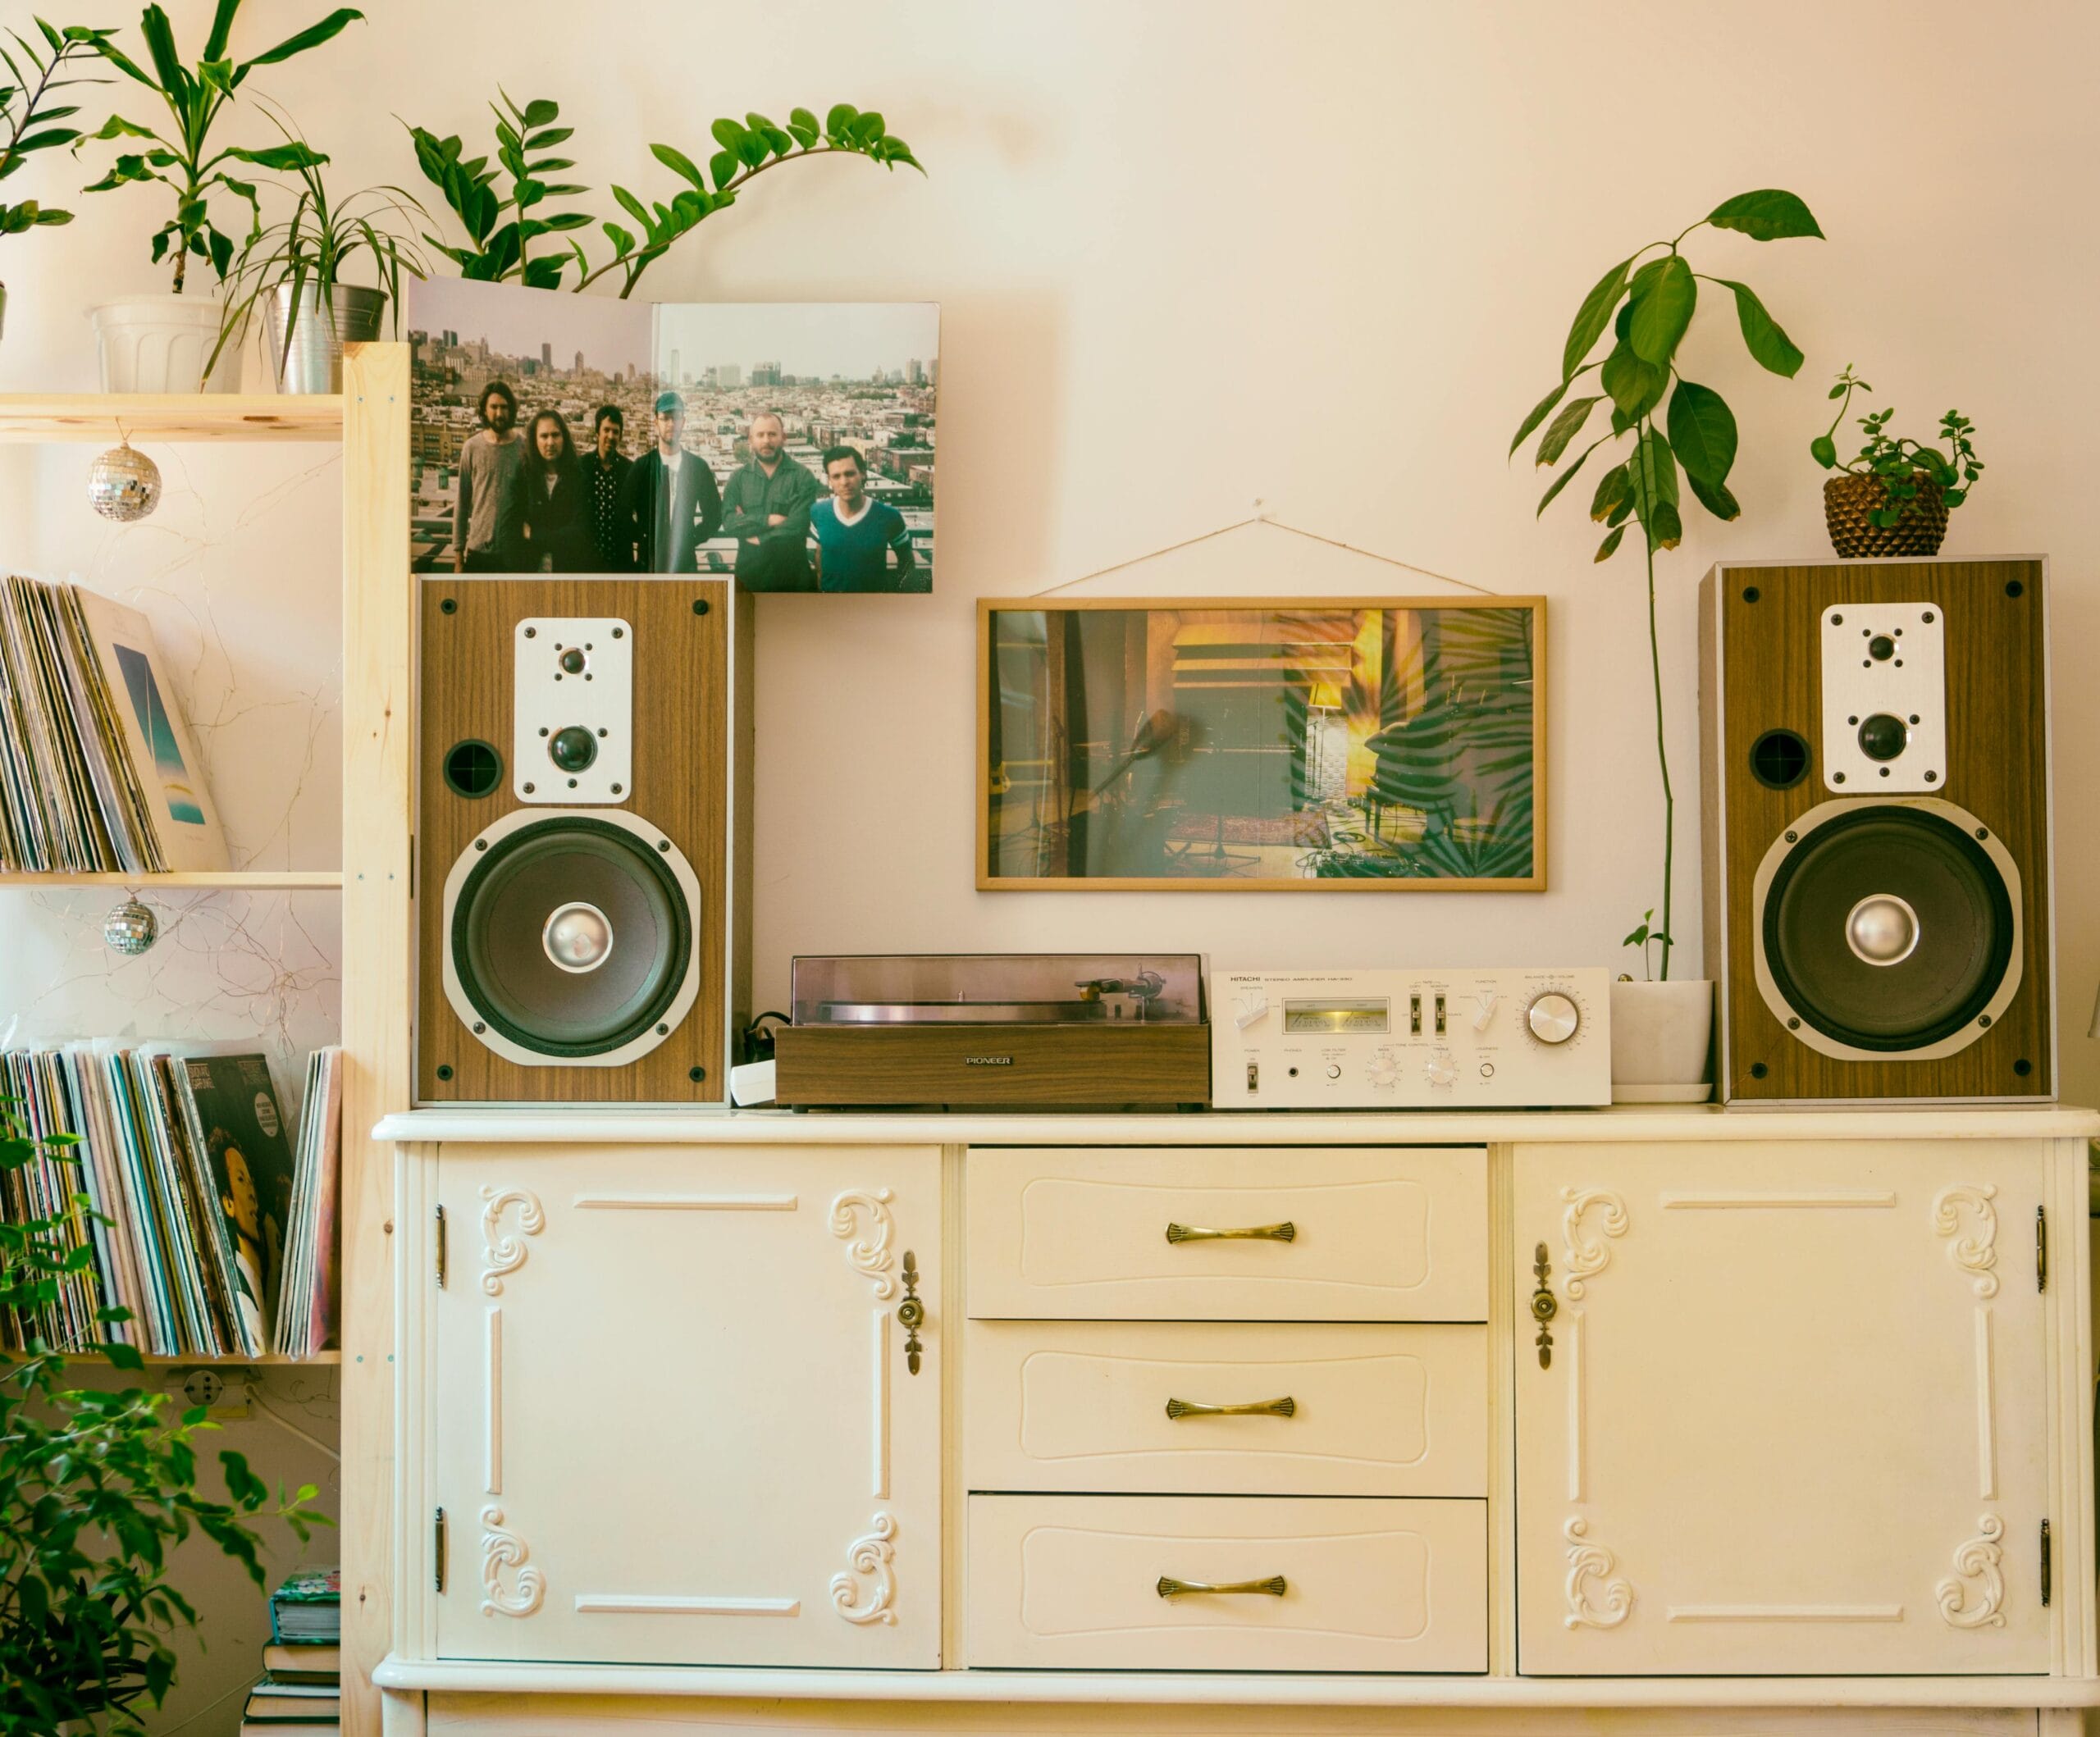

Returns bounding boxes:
[830,1188,897,1301]
[1937,1513,2007,1630]
[480,1185,545,1297]
[1932,1184,2000,1298]
[480,1504,546,1617]
[829,1511,897,1625]
[1564,1516,1633,1630]
[1560,1188,1628,1300]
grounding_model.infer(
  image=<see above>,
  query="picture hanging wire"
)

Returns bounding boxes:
[1029,506,1501,598]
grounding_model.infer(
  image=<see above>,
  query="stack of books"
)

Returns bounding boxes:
[0,572,230,872]
[0,1042,342,1358]
[243,1568,341,1735]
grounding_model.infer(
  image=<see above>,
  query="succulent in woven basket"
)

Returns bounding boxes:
[1810,365,1981,558]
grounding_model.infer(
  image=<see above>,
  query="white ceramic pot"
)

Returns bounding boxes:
[1609,978,1714,1104]
[89,293,240,394]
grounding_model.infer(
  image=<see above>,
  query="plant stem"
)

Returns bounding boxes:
[1641,432,1674,983]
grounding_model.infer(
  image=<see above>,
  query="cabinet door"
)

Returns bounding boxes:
[430,1143,941,1667]
[1514,1140,2049,1675]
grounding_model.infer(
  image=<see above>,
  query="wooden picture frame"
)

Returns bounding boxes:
[978,595,1546,891]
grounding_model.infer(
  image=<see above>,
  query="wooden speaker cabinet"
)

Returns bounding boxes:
[416,577,752,1105]
[1700,558,2052,1105]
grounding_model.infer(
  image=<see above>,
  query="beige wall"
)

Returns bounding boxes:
[5,0,2093,1101]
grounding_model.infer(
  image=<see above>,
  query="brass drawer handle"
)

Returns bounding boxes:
[1157,1574,1287,1598]
[1164,1220,1296,1244]
[1165,1395,1297,1420]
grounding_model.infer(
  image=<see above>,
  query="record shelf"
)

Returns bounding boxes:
[0,358,404,1737]
[0,869,344,888]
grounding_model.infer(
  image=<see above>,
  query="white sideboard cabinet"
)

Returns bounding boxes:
[377,1108,2099,1737]
[404,1142,943,1670]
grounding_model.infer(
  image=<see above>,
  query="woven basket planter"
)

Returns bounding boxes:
[1823,471,1948,558]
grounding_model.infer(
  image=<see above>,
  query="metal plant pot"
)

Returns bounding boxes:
[265,281,386,394]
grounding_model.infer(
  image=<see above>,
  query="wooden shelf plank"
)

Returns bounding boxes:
[0,394,343,443]
[0,869,344,889]
[61,1349,345,1367]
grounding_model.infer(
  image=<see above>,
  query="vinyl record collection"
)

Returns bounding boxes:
[0,1042,341,1358]
[0,572,229,873]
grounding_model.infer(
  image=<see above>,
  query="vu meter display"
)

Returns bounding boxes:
[1283,999,1390,1034]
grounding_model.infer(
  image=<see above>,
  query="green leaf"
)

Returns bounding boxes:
[1715,278,1804,378]
[1707,188,1823,241]
[1589,462,1630,522]
[137,5,185,95]
[825,102,859,138]
[102,1340,144,1370]
[1561,254,1632,381]
[710,116,747,153]
[519,97,558,128]
[1600,340,1666,422]
[203,0,239,61]
[709,148,738,191]
[1686,471,1741,522]
[1810,434,1838,468]
[1665,379,1737,488]
[602,220,634,257]
[1627,254,1695,368]
[1628,425,1679,516]
[244,7,363,71]
[1647,499,1684,549]
[1535,394,1600,466]
[651,141,708,189]
[1536,437,1605,517]
[1509,379,1568,457]
[1595,525,1625,562]
[524,126,573,149]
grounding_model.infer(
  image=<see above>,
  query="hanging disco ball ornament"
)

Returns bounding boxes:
[87,441,162,522]
[102,895,158,955]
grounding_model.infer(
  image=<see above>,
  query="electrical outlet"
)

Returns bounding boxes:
[174,1367,250,1420]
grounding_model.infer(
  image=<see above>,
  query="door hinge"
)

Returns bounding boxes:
[435,1507,447,1593]
[435,1203,448,1288]
[2041,1518,2052,1607]
[2037,1205,2048,1292]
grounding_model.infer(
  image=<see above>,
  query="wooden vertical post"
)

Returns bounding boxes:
[340,342,413,1737]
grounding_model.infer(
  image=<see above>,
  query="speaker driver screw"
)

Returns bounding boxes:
[472,1023,486,1035]
[1784,830,1798,843]
[656,1024,669,1036]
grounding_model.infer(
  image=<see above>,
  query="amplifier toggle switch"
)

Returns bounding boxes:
[1472,992,1500,1031]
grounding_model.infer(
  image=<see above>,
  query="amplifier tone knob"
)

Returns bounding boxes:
[1424,1051,1458,1087]
[1526,992,1581,1046]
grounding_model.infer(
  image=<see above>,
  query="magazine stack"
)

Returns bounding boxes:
[0,1043,342,1359]
[0,572,230,873]
[243,1567,341,1734]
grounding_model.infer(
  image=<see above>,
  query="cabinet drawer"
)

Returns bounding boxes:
[964,1321,1486,1496]
[966,1147,1486,1320]
[966,1494,1486,1671]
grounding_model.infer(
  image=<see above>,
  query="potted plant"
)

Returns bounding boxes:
[209,107,429,393]
[0,17,115,342]
[0,1098,327,1730]
[406,91,922,294]
[1811,364,1984,557]
[1513,189,1824,1101]
[75,0,361,392]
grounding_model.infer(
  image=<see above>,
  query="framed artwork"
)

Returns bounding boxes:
[979,596,1545,891]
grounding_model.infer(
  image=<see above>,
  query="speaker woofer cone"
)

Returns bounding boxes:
[1752,798,2020,1062]
[442,809,701,1066]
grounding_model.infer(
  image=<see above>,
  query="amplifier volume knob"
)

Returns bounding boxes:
[1526,992,1581,1046]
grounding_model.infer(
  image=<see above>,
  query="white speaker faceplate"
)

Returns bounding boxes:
[1819,601,1946,793]
[514,616,632,804]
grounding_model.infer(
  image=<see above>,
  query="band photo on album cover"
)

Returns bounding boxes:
[406,280,937,592]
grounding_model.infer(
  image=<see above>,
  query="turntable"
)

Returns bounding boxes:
[771,954,1210,1108]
